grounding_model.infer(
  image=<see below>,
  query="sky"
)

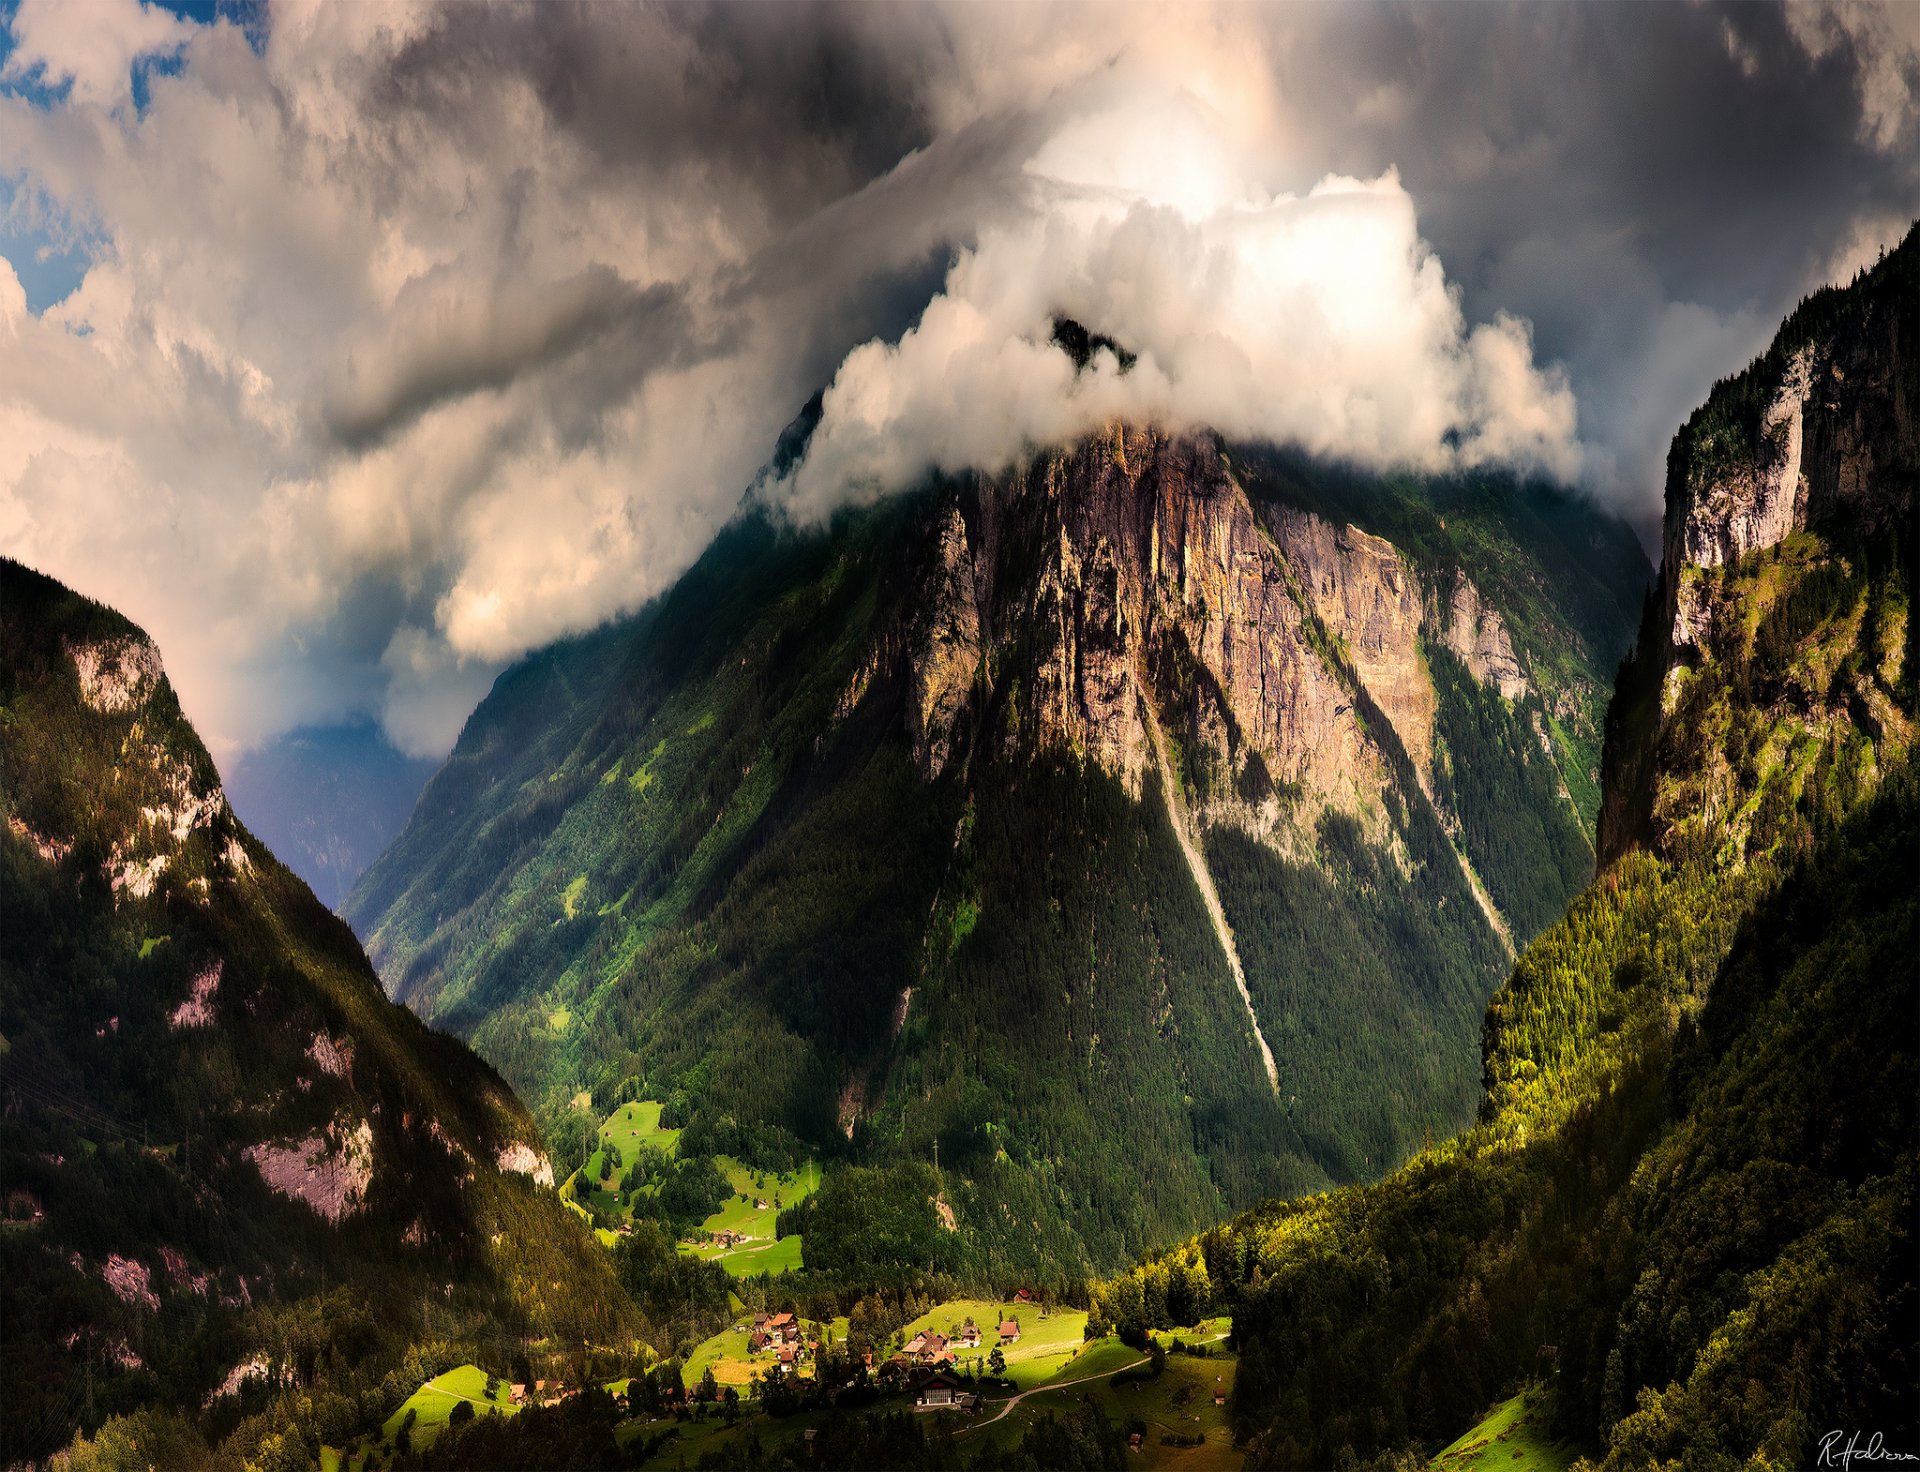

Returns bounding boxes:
[0,0,1914,762]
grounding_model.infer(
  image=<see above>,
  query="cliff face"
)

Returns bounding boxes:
[907,427,1569,883]
[1601,226,1918,865]
[348,400,1642,1274]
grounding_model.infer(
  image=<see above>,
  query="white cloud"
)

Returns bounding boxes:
[2,0,196,109]
[776,106,1582,520]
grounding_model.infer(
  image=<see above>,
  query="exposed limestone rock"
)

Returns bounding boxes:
[101,1253,159,1311]
[948,428,1388,828]
[7,816,70,862]
[307,1032,354,1080]
[140,756,227,842]
[68,636,163,714]
[205,1353,273,1407]
[495,1141,555,1187]
[245,1120,374,1223]
[908,501,983,777]
[1672,345,1813,572]
[167,962,222,1029]
[1270,508,1438,772]
[109,851,169,900]
[1440,575,1530,701]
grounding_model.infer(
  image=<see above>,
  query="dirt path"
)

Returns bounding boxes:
[966,1354,1150,1430]
[1139,687,1280,1092]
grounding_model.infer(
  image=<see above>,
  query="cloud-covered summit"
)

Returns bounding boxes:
[776,150,1581,522]
[0,0,1912,759]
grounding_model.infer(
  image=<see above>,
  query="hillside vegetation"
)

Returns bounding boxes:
[0,560,643,1468]
[1087,226,1918,1472]
[347,438,1645,1276]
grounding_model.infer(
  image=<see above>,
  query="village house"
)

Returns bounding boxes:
[998,1316,1021,1345]
[508,1383,527,1405]
[713,1228,744,1248]
[1013,1288,1036,1306]
[915,1371,978,1411]
[749,1329,771,1354]
[1214,1390,1227,1407]
[958,1319,982,1349]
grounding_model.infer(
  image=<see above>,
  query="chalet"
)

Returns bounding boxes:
[508,1383,527,1405]
[902,1332,928,1357]
[754,1311,769,1328]
[1128,1431,1144,1451]
[916,1372,962,1410]
[1013,1288,1036,1306]
[958,1319,982,1349]
[755,1198,770,1210]
[777,1344,796,1365]
[749,1329,771,1354]
[1213,1390,1227,1407]
[918,1332,951,1365]
[713,1229,744,1248]
[998,1317,1021,1345]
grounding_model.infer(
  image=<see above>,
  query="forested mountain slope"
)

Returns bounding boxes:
[1090,224,1918,1471]
[0,560,639,1467]
[347,380,1646,1276]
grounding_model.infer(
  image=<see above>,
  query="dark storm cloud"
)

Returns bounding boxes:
[0,0,1910,756]
[323,269,697,449]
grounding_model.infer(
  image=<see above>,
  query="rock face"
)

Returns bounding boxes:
[1271,508,1436,777]
[910,431,1396,829]
[1440,576,1530,703]
[1669,345,1814,574]
[908,502,984,778]
[1601,224,1918,865]
[907,428,1543,844]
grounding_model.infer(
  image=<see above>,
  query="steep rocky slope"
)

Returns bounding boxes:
[348,405,1644,1273]
[0,560,637,1466]
[1093,223,1917,1471]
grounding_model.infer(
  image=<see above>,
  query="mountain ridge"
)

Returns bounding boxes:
[347,418,1647,1274]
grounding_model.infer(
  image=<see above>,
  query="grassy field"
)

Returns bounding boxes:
[678,1156,820,1270]
[565,1104,816,1276]
[1431,1389,1575,1472]
[684,1312,839,1393]
[892,1298,1091,1387]
[964,1325,1240,1470]
[628,1326,1241,1470]
[377,1363,518,1450]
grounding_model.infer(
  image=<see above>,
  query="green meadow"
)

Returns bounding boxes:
[1431,1389,1574,1472]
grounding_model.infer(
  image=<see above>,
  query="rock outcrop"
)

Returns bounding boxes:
[1439,576,1530,702]
[906,428,1392,833]
[1271,508,1436,776]
[1601,223,1917,865]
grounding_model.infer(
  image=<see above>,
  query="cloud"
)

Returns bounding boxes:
[775,130,1582,519]
[0,0,1910,761]
[2,0,196,108]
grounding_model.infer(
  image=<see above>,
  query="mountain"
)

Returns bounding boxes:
[224,723,439,911]
[346,395,1647,1276]
[0,560,638,1467]
[1090,225,1918,1469]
